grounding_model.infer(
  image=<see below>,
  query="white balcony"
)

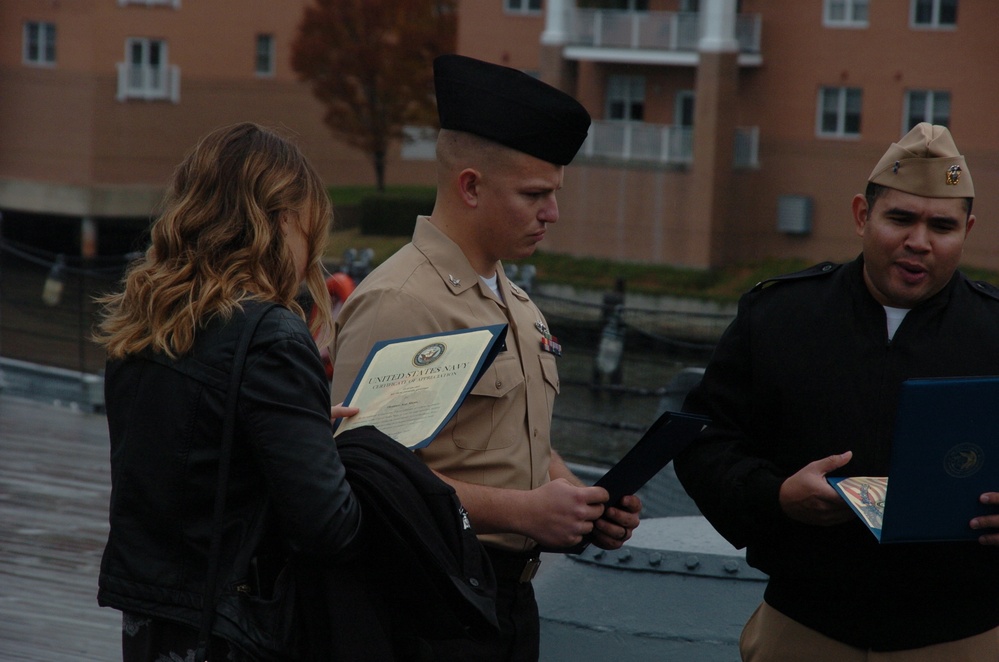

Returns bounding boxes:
[564,9,762,66]
[581,121,759,169]
[583,122,694,165]
[115,63,181,103]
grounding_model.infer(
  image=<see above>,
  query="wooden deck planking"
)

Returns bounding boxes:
[0,394,120,661]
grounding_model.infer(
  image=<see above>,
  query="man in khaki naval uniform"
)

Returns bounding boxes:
[331,54,642,660]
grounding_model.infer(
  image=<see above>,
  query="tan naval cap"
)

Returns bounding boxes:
[868,122,973,198]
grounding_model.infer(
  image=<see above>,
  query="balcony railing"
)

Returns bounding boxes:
[581,120,759,169]
[583,122,694,165]
[568,9,761,54]
[115,63,181,102]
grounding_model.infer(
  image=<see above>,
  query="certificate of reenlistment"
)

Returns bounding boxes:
[332,324,507,449]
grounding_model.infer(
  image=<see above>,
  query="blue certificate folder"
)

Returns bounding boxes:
[333,324,507,450]
[829,375,999,543]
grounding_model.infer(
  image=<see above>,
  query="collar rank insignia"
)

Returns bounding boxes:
[448,274,461,287]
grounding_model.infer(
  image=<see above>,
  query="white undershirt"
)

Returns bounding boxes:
[481,273,501,301]
[884,305,910,340]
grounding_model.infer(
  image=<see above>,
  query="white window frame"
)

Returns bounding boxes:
[911,0,957,28]
[118,0,181,8]
[255,34,275,77]
[904,90,951,132]
[116,37,180,102]
[823,0,869,27]
[817,87,862,138]
[23,21,56,66]
[605,74,645,122]
[504,0,542,15]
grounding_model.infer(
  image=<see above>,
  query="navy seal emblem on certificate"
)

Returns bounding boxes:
[414,342,446,367]
[333,324,507,449]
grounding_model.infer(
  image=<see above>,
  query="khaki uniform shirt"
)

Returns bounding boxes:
[331,217,559,551]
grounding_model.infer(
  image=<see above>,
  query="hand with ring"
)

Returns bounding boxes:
[591,494,642,550]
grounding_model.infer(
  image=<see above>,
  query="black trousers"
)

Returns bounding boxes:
[426,547,541,662]
[121,612,250,662]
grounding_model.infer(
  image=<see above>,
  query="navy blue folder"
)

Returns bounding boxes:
[593,409,711,512]
[834,376,999,543]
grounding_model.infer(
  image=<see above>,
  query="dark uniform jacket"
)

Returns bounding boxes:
[98,302,363,646]
[676,256,999,651]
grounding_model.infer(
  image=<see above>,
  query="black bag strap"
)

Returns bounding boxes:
[196,302,276,661]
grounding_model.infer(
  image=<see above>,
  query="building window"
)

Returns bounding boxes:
[505,0,542,14]
[400,126,438,161]
[912,0,957,27]
[606,75,645,122]
[824,0,869,27]
[116,37,180,102]
[23,21,56,66]
[904,90,951,131]
[255,34,275,76]
[817,87,862,137]
[675,90,695,127]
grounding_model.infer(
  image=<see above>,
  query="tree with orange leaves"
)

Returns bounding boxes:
[291,0,456,191]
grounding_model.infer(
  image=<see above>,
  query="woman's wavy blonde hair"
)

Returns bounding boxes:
[95,122,335,359]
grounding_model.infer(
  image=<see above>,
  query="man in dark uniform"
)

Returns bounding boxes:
[676,123,999,660]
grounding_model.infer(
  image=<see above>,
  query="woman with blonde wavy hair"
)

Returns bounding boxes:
[94,122,365,661]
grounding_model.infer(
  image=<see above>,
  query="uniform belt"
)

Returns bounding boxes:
[485,547,542,584]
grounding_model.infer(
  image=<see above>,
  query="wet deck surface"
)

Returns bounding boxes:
[0,394,120,661]
[0,382,704,662]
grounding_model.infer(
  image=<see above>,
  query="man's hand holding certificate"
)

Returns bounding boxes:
[333,324,507,449]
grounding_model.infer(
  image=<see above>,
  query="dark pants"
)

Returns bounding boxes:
[121,612,250,662]
[427,548,541,662]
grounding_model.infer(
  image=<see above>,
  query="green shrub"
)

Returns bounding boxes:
[332,204,361,230]
[358,194,436,236]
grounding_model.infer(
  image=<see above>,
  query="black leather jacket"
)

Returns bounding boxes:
[98,301,362,632]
